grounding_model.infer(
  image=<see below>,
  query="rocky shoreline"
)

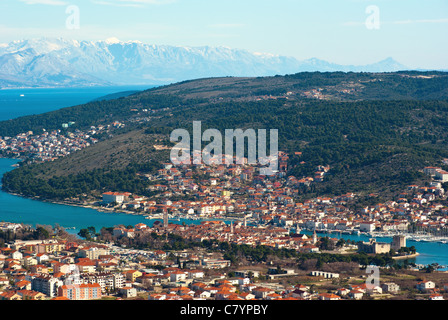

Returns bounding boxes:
[392,253,420,260]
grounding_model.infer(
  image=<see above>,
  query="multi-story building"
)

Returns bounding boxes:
[81,272,124,293]
[435,169,448,182]
[124,270,142,283]
[58,283,102,300]
[381,282,400,293]
[416,281,436,292]
[31,274,63,298]
[78,246,110,260]
[359,222,376,233]
[102,192,130,204]
[36,242,65,254]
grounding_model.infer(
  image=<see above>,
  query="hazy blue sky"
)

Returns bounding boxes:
[0,0,447,69]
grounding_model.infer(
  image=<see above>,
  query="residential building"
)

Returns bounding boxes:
[416,281,436,292]
[31,274,63,298]
[381,282,400,294]
[58,283,102,300]
[119,287,137,298]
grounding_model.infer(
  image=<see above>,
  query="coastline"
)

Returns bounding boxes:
[2,158,448,269]
[5,188,243,224]
[26,195,149,216]
[3,188,448,240]
[5,187,140,215]
[1,158,238,222]
[1,158,447,249]
[392,253,420,260]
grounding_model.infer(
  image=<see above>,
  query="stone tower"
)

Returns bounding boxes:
[163,210,168,228]
[313,229,318,245]
[391,235,406,251]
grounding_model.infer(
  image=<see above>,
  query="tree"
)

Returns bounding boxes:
[424,264,436,273]
[319,237,335,251]
[78,226,96,240]
[34,226,50,240]
[336,238,346,248]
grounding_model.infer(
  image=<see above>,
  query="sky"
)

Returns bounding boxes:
[0,0,447,69]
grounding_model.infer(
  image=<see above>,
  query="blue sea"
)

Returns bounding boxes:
[0,86,447,269]
[0,86,150,121]
[0,86,167,233]
[0,158,203,235]
[301,230,448,270]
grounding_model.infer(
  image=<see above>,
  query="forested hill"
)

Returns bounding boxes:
[0,71,447,138]
[145,71,448,101]
[1,71,448,201]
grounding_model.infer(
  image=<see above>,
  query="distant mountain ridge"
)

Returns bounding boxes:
[0,37,411,88]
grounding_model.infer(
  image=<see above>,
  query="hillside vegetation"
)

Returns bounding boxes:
[1,71,448,201]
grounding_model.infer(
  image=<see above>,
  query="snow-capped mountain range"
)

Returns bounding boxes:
[0,37,410,88]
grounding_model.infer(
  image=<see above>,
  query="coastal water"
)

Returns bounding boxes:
[0,85,187,234]
[0,86,151,121]
[0,86,447,269]
[0,158,200,234]
[302,230,448,270]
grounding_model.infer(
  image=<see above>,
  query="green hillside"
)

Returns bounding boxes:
[2,71,448,201]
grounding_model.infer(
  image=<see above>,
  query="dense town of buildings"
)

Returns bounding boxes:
[0,221,447,301]
[0,122,124,163]
[1,131,448,301]
[98,154,448,246]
